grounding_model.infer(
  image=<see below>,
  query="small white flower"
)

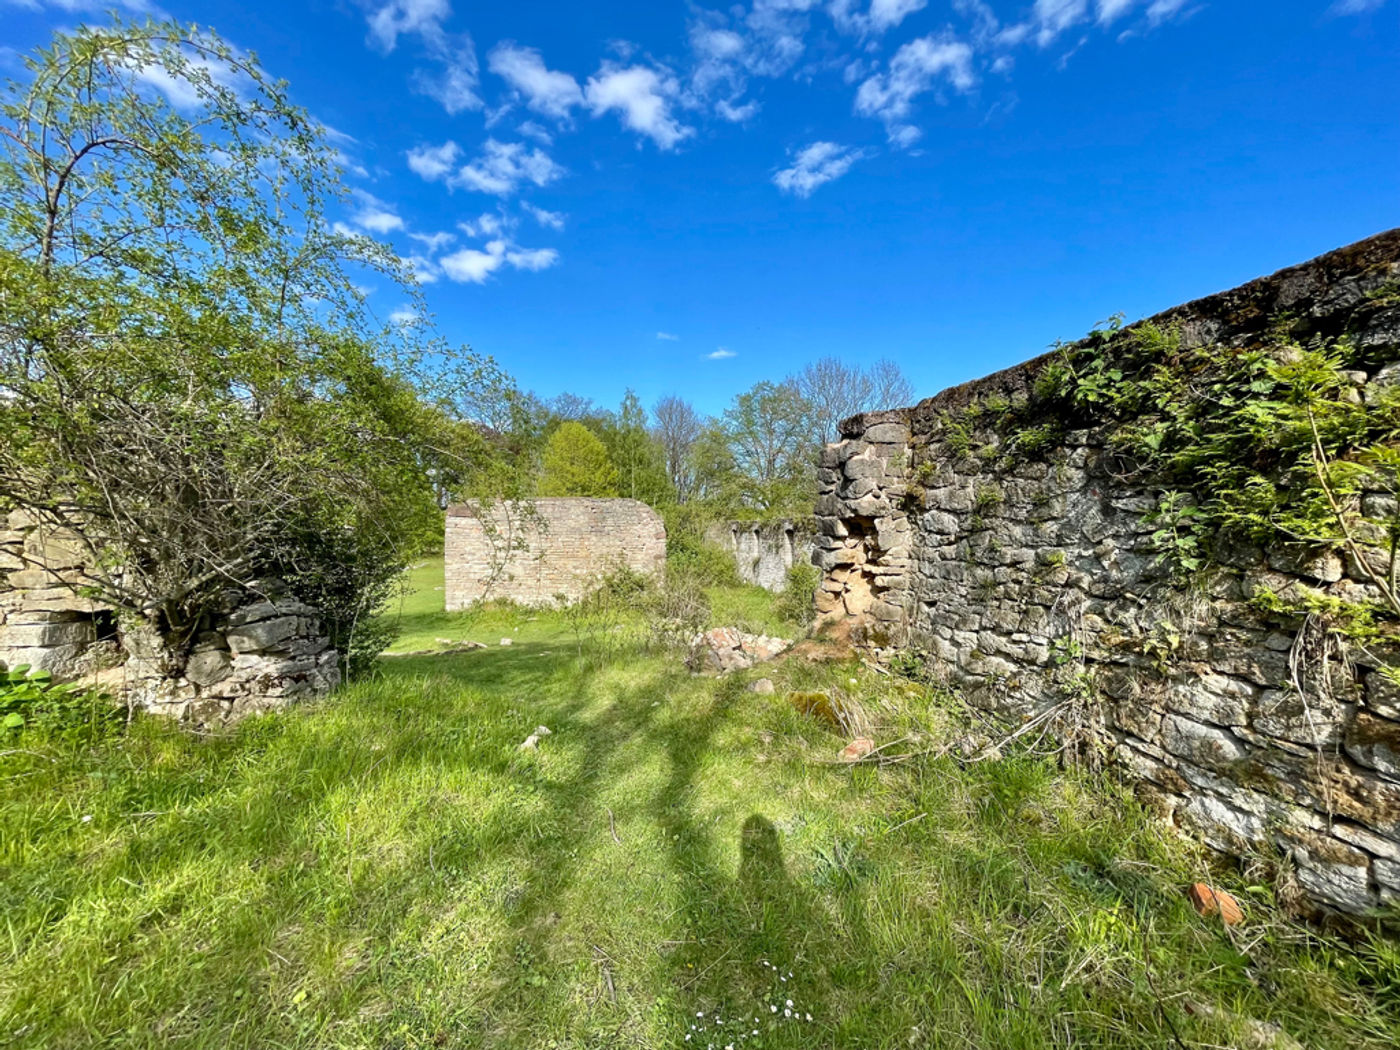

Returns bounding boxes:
[697,1012,704,1018]
[770,1005,777,1013]
[785,1000,793,1007]
[805,1013,813,1021]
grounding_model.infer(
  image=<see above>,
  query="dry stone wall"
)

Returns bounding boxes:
[445,498,666,608]
[704,520,816,591]
[0,512,339,725]
[814,230,1400,915]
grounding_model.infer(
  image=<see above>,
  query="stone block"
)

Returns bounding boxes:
[1161,713,1248,768]
[862,422,910,445]
[226,616,300,653]
[1344,712,1400,779]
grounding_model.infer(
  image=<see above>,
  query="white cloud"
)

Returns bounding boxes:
[707,348,736,360]
[440,243,506,283]
[449,139,565,196]
[830,0,929,35]
[458,212,512,238]
[402,255,442,284]
[349,190,404,234]
[717,97,761,121]
[408,230,456,253]
[1145,0,1190,23]
[438,237,559,283]
[389,307,422,327]
[517,120,554,144]
[585,63,693,149]
[505,246,560,271]
[406,140,461,181]
[365,0,450,51]
[855,34,975,143]
[1329,0,1388,11]
[656,331,680,341]
[1096,0,1138,22]
[488,43,583,119]
[522,203,566,230]
[773,141,869,197]
[362,0,482,113]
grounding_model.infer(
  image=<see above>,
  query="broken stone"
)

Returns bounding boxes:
[750,678,775,695]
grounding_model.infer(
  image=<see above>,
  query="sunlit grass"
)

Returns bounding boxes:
[2,566,1398,1048]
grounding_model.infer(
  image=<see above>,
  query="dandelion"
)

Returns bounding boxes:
[770,1005,777,1013]
[785,1000,793,1007]
[805,1013,813,1021]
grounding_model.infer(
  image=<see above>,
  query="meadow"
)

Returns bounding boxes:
[2,561,1398,1049]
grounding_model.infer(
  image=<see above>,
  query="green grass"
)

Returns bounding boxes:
[2,563,1399,1048]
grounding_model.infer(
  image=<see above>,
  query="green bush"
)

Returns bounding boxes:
[775,562,821,629]
[0,666,121,742]
[662,505,741,587]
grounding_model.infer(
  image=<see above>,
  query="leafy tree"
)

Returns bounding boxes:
[653,394,703,502]
[538,421,619,497]
[722,380,814,514]
[598,391,673,506]
[0,19,498,667]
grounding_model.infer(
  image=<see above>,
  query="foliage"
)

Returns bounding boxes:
[1033,322,1400,621]
[774,562,820,629]
[652,394,703,502]
[721,380,815,515]
[0,19,499,667]
[794,356,914,446]
[0,666,120,741]
[538,421,620,497]
[662,504,741,587]
[595,391,673,506]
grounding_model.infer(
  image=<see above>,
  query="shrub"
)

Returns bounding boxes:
[775,562,821,629]
[0,666,121,742]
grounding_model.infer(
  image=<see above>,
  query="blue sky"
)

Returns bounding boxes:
[3,1,1397,416]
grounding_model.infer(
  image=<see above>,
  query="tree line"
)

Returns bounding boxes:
[483,360,913,520]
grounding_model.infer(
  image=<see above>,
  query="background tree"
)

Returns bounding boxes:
[597,390,673,506]
[653,394,702,502]
[0,19,499,667]
[721,380,813,514]
[538,422,619,497]
[796,356,915,446]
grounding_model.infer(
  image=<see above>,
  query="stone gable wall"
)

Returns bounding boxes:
[445,498,666,608]
[813,229,1400,914]
[0,511,339,726]
[704,520,815,591]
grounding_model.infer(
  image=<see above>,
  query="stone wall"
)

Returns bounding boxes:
[445,498,666,608]
[813,229,1400,915]
[0,512,339,725]
[704,520,815,591]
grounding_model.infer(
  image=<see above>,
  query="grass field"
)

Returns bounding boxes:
[2,560,1399,1048]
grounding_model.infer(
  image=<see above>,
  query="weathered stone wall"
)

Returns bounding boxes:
[704,520,815,591]
[445,498,666,608]
[814,229,1400,914]
[0,512,339,725]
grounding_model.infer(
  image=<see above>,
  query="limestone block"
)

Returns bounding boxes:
[0,619,96,649]
[843,455,884,480]
[1291,847,1375,914]
[862,422,910,444]
[185,649,233,688]
[1161,713,1249,768]
[1344,712,1400,779]
[226,616,300,653]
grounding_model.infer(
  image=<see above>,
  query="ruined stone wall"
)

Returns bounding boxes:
[704,520,815,591]
[0,512,339,726]
[445,498,666,608]
[814,230,1400,914]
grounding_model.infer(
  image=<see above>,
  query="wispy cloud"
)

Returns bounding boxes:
[438,237,560,283]
[1328,0,1388,11]
[488,43,583,119]
[707,347,736,360]
[362,0,482,113]
[406,140,461,181]
[854,33,976,145]
[522,202,566,229]
[656,331,680,341]
[450,139,565,195]
[773,141,869,198]
[585,61,693,149]
[348,189,404,234]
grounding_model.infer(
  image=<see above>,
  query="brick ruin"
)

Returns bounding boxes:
[813,229,1400,914]
[445,498,667,608]
[0,511,339,725]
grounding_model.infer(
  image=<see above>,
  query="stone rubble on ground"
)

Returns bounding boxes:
[686,627,792,674]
